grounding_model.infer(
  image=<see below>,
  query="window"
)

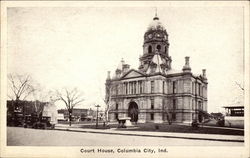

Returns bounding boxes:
[129,82,132,94]
[198,83,201,96]
[132,82,134,94]
[173,99,176,110]
[134,82,137,94]
[150,113,154,120]
[201,86,203,97]
[151,98,154,109]
[165,46,167,54]
[151,81,154,93]
[163,81,165,93]
[139,81,143,93]
[156,45,161,51]
[148,45,152,53]
[115,103,118,110]
[115,85,118,95]
[199,102,202,110]
[125,83,128,94]
[115,113,118,120]
[173,81,177,93]
[172,113,176,121]
[131,82,136,94]
[192,82,194,94]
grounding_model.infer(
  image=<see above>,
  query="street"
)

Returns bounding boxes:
[7,127,243,146]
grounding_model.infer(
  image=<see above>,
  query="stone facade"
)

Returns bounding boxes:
[105,15,208,124]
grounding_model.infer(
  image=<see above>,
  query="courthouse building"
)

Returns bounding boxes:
[105,15,208,123]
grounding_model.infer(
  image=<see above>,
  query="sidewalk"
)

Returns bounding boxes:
[175,123,244,131]
[55,124,244,143]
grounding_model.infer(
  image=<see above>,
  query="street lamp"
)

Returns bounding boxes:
[95,104,101,128]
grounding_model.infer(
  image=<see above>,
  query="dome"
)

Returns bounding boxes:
[146,16,166,32]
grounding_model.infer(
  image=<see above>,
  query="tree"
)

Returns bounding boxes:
[104,79,113,124]
[56,88,84,126]
[235,81,244,91]
[8,73,36,113]
[164,108,172,125]
[8,73,35,101]
[163,100,172,125]
[32,88,56,117]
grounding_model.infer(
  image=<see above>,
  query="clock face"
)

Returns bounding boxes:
[156,33,161,37]
[148,34,152,39]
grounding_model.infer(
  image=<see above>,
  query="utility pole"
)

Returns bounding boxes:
[95,105,100,128]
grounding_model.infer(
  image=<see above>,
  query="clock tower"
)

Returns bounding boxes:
[139,15,172,72]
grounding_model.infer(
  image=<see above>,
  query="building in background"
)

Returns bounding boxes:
[57,108,95,121]
[223,106,244,128]
[106,15,208,123]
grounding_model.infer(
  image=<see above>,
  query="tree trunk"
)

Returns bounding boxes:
[69,110,72,126]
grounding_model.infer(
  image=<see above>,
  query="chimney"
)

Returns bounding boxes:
[121,58,125,65]
[202,69,206,77]
[182,56,191,72]
[202,69,207,81]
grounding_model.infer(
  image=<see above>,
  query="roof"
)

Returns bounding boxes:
[165,69,182,75]
[120,68,146,79]
[147,16,166,32]
[147,52,164,74]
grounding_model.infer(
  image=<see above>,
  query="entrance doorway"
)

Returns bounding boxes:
[128,102,139,122]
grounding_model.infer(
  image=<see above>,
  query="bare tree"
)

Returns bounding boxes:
[163,104,172,125]
[8,73,35,101]
[32,86,56,116]
[235,81,244,91]
[56,88,84,126]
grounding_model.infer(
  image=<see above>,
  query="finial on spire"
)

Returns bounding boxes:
[153,7,159,20]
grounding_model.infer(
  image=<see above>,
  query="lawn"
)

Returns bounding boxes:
[78,122,244,136]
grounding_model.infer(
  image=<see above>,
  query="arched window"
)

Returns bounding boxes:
[157,45,161,51]
[148,45,152,53]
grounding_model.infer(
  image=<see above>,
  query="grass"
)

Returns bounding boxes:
[58,120,244,136]
[76,122,244,136]
[122,123,244,136]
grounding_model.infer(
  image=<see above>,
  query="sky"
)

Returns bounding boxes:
[7,6,244,112]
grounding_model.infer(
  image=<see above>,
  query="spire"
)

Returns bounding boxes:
[153,7,159,20]
[202,69,207,81]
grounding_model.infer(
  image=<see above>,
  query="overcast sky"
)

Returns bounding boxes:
[7,6,244,112]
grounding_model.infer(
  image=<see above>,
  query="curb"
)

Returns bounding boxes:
[55,128,244,143]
